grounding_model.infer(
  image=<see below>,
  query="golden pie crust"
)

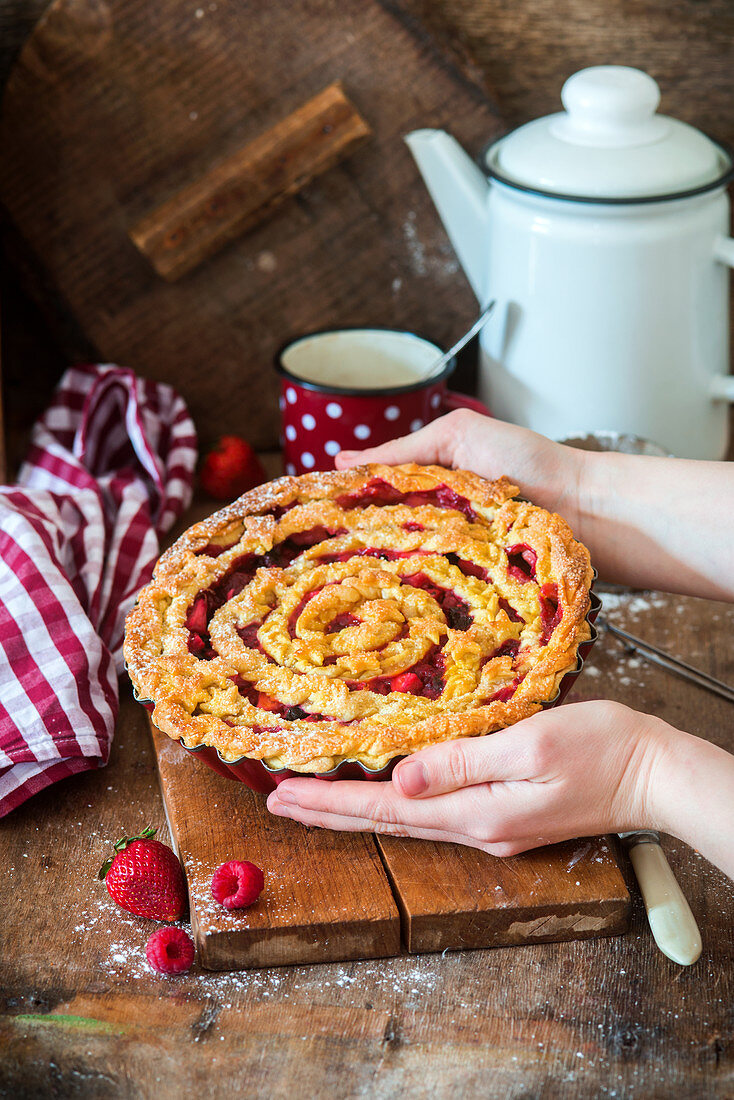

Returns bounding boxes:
[124,463,593,773]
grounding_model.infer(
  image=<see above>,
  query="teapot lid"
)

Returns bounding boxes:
[484,66,732,202]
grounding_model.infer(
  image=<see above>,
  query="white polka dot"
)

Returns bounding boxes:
[326,402,343,419]
[353,424,371,440]
[384,405,400,421]
[430,392,441,409]
[324,440,341,456]
[285,424,297,442]
[300,451,315,469]
[410,418,424,432]
[286,387,297,404]
[286,462,296,475]
[279,396,286,411]
[301,413,316,430]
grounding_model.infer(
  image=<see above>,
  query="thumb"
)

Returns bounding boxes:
[392,724,540,799]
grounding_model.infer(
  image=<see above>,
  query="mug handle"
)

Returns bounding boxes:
[443,390,492,417]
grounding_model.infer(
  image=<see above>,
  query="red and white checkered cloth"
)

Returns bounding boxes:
[0,364,197,817]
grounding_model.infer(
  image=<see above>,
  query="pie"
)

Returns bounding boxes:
[124,463,594,774]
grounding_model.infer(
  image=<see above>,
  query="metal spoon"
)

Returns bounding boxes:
[426,300,496,378]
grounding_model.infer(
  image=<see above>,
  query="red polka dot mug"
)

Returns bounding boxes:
[276,328,491,474]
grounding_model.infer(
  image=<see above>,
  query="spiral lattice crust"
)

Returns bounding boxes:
[124,464,593,772]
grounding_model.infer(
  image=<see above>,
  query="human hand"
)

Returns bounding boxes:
[267,700,670,855]
[337,409,586,533]
[336,409,734,600]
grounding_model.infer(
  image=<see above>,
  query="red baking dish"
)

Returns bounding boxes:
[161,589,602,794]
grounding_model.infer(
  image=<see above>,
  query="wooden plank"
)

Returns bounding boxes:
[130,82,371,281]
[377,834,630,954]
[1,591,734,1097]
[150,723,401,970]
[0,0,501,451]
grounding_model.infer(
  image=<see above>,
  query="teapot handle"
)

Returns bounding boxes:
[711,237,734,402]
[714,236,734,268]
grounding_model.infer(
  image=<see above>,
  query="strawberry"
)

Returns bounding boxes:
[184,594,208,633]
[99,826,187,922]
[200,435,265,500]
[146,927,195,974]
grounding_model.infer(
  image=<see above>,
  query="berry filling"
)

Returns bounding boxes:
[390,671,423,694]
[325,612,361,634]
[498,597,524,624]
[487,638,520,662]
[354,644,446,699]
[187,632,216,660]
[263,526,346,567]
[446,553,489,581]
[236,622,275,661]
[539,583,562,644]
[505,543,538,583]
[185,553,259,659]
[194,540,237,557]
[402,572,473,631]
[265,502,296,519]
[488,675,523,703]
[336,477,477,521]
[230,677,327,721]
[185,595,208,635]
[317,547,431,565]
[403,521,425,532]
[237,622,261,648]
[287,587,324,637]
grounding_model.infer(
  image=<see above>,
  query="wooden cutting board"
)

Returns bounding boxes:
[151,724,631,970]
[0,0,501,452]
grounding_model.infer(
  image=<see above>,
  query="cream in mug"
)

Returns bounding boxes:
[280,329,441,392]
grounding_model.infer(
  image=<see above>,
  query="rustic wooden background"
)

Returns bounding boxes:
[2,588,733,1098]
[1,0,732,472]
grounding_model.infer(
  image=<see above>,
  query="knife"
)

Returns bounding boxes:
[618,830,702,965]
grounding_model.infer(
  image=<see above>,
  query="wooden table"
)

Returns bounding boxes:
[1,581,732,1098]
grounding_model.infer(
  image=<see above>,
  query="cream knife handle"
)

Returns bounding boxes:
[628,840,702,965]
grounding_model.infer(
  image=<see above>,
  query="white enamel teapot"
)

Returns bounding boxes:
[406,66,734,459]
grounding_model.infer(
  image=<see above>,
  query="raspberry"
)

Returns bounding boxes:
[145,927,195,974]
[211,860,264,909]
[390,672,422,694]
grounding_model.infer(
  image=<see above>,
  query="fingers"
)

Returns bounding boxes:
[267,776,469,832]
[267,792,490,848]
[266,777,564,855]
[266,775,509,846]
[335,410,478,470]
[392,725,541,800]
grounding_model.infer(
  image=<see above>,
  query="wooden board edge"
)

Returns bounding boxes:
[195,916,402,971]
[376,832,632,956]
[404,895,631,954]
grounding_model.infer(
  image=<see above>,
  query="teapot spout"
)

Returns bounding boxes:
[405,129,490,303]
